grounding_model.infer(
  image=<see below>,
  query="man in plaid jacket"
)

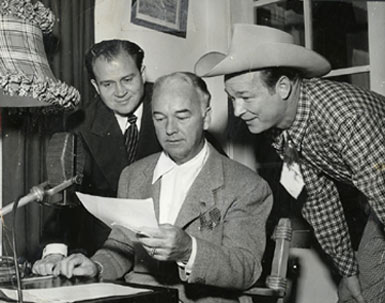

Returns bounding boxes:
[196,24,385,303]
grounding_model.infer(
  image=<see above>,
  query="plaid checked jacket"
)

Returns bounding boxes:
[272,78,385,277]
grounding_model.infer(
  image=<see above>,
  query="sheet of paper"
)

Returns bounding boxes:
[0,283,151,303]
[76,192,158,232]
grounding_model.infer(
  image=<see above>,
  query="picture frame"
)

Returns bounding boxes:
[131,0,189,38]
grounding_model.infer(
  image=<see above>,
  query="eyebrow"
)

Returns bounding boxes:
[98,73,136,83]
[152,109,191,115]
[175,109,191,114]
[224,89,252,97]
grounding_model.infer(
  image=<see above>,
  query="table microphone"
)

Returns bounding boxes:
[44,132,85,205]
[0,132,85,216]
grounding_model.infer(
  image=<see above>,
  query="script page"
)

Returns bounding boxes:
[76,192,158,233]
[0,283,151,303]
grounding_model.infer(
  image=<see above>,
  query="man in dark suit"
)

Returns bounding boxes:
[33,39,161,275]
[51,72,272,303]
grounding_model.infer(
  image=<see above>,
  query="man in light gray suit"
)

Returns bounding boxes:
[53,72,273,303]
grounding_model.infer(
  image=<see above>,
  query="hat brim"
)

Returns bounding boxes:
[195,42,331,78]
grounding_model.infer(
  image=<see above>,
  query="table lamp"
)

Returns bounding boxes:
[0,1,81,301]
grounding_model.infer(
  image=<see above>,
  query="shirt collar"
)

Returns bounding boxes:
[271,79,311,153]
[152,140,209,184]
[114,103,144,134]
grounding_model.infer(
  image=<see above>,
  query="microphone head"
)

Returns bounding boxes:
[46,132,84,186]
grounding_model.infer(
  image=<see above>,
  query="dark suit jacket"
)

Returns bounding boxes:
[93,144,273,303]
[79,82,161,197]
[43,83,162,256]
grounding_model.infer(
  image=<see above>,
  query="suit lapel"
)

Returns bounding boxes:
[81,84,160,191]
[136,83,161,160]
[82,101,128,189]
[138,155,161,222]
[174,145,224,228]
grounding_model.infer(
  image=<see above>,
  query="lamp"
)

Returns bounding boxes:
[0,1,82,301]
[0,0,80,109]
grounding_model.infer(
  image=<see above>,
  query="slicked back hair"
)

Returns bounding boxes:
[85,39,144,80]
[259,67,300,94]
[225,67,300,94]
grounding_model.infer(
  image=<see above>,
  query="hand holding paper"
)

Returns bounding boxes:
[136,224,192,262]
[75,192,158,233]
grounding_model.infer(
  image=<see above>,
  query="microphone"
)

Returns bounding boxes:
[44,132,85,203]
[0,132,85,215]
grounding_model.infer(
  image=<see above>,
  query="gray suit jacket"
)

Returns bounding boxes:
[93,144,272,303]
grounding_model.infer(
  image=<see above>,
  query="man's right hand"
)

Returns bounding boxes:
[52,253,99,279]
[32,254,64,276]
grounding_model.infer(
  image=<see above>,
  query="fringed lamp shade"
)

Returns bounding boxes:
[0,0,80,110]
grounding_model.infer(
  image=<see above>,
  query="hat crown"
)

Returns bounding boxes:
[231,24,294,49]
[195,24,331,78]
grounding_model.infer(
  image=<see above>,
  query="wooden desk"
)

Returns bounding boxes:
[1,276,178,303]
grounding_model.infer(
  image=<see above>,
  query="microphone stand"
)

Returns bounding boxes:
[0,175,80,303]
[0,176,80,217]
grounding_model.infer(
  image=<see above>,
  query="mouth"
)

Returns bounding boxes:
[166,139,183,144]
[116,99,131,105]
[115,95,132,104]
[243,117,257,123]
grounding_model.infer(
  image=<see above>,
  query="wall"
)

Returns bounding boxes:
[368,2,385,95]
[94,0,231,148]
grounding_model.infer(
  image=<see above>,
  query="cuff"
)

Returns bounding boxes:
[93,260,104,277]
[42,243,68,259]
[177,236,197,275]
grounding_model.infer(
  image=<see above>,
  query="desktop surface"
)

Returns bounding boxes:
[0,276,178,303]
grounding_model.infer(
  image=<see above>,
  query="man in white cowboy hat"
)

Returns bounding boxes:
[195,24,385,303]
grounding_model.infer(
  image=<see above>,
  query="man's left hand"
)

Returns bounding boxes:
[338,275,366,303]
[137,224,192,262]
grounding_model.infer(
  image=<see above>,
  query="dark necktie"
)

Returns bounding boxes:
[124,114,139,165]
[282,131,299,166]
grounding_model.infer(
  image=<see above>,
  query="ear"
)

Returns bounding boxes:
[203,107,212,131]
[91,79,101,95]
[276,76,292,100]
[140,65,146,83]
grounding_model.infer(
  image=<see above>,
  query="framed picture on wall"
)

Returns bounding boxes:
[131,0,189,38]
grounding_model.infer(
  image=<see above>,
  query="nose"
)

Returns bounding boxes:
[166,118,178,135]
[114,82,127,97]
[232,98,245,117]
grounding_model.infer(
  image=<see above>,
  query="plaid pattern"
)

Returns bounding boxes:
[0,15,80,109]
[0,16,54,78]
[272,78,385,277]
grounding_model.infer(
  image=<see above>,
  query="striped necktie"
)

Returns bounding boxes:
[124,114,139,164]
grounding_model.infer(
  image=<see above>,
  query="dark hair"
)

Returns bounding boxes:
[259,67,300,93]
[85,39,144,80]
[153,72,211,107]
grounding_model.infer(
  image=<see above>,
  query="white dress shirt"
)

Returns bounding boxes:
[114,103,143,134]
[152,140,209,274]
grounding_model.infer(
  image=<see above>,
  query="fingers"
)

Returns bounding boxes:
[352,293,366,303]
[53,253,97,279]
[32,254,64,276]
[138,226,164,238]
[338,275,366,303]
[136,225,190,261]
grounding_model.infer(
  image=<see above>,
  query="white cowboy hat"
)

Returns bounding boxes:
[195,24,331,78]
